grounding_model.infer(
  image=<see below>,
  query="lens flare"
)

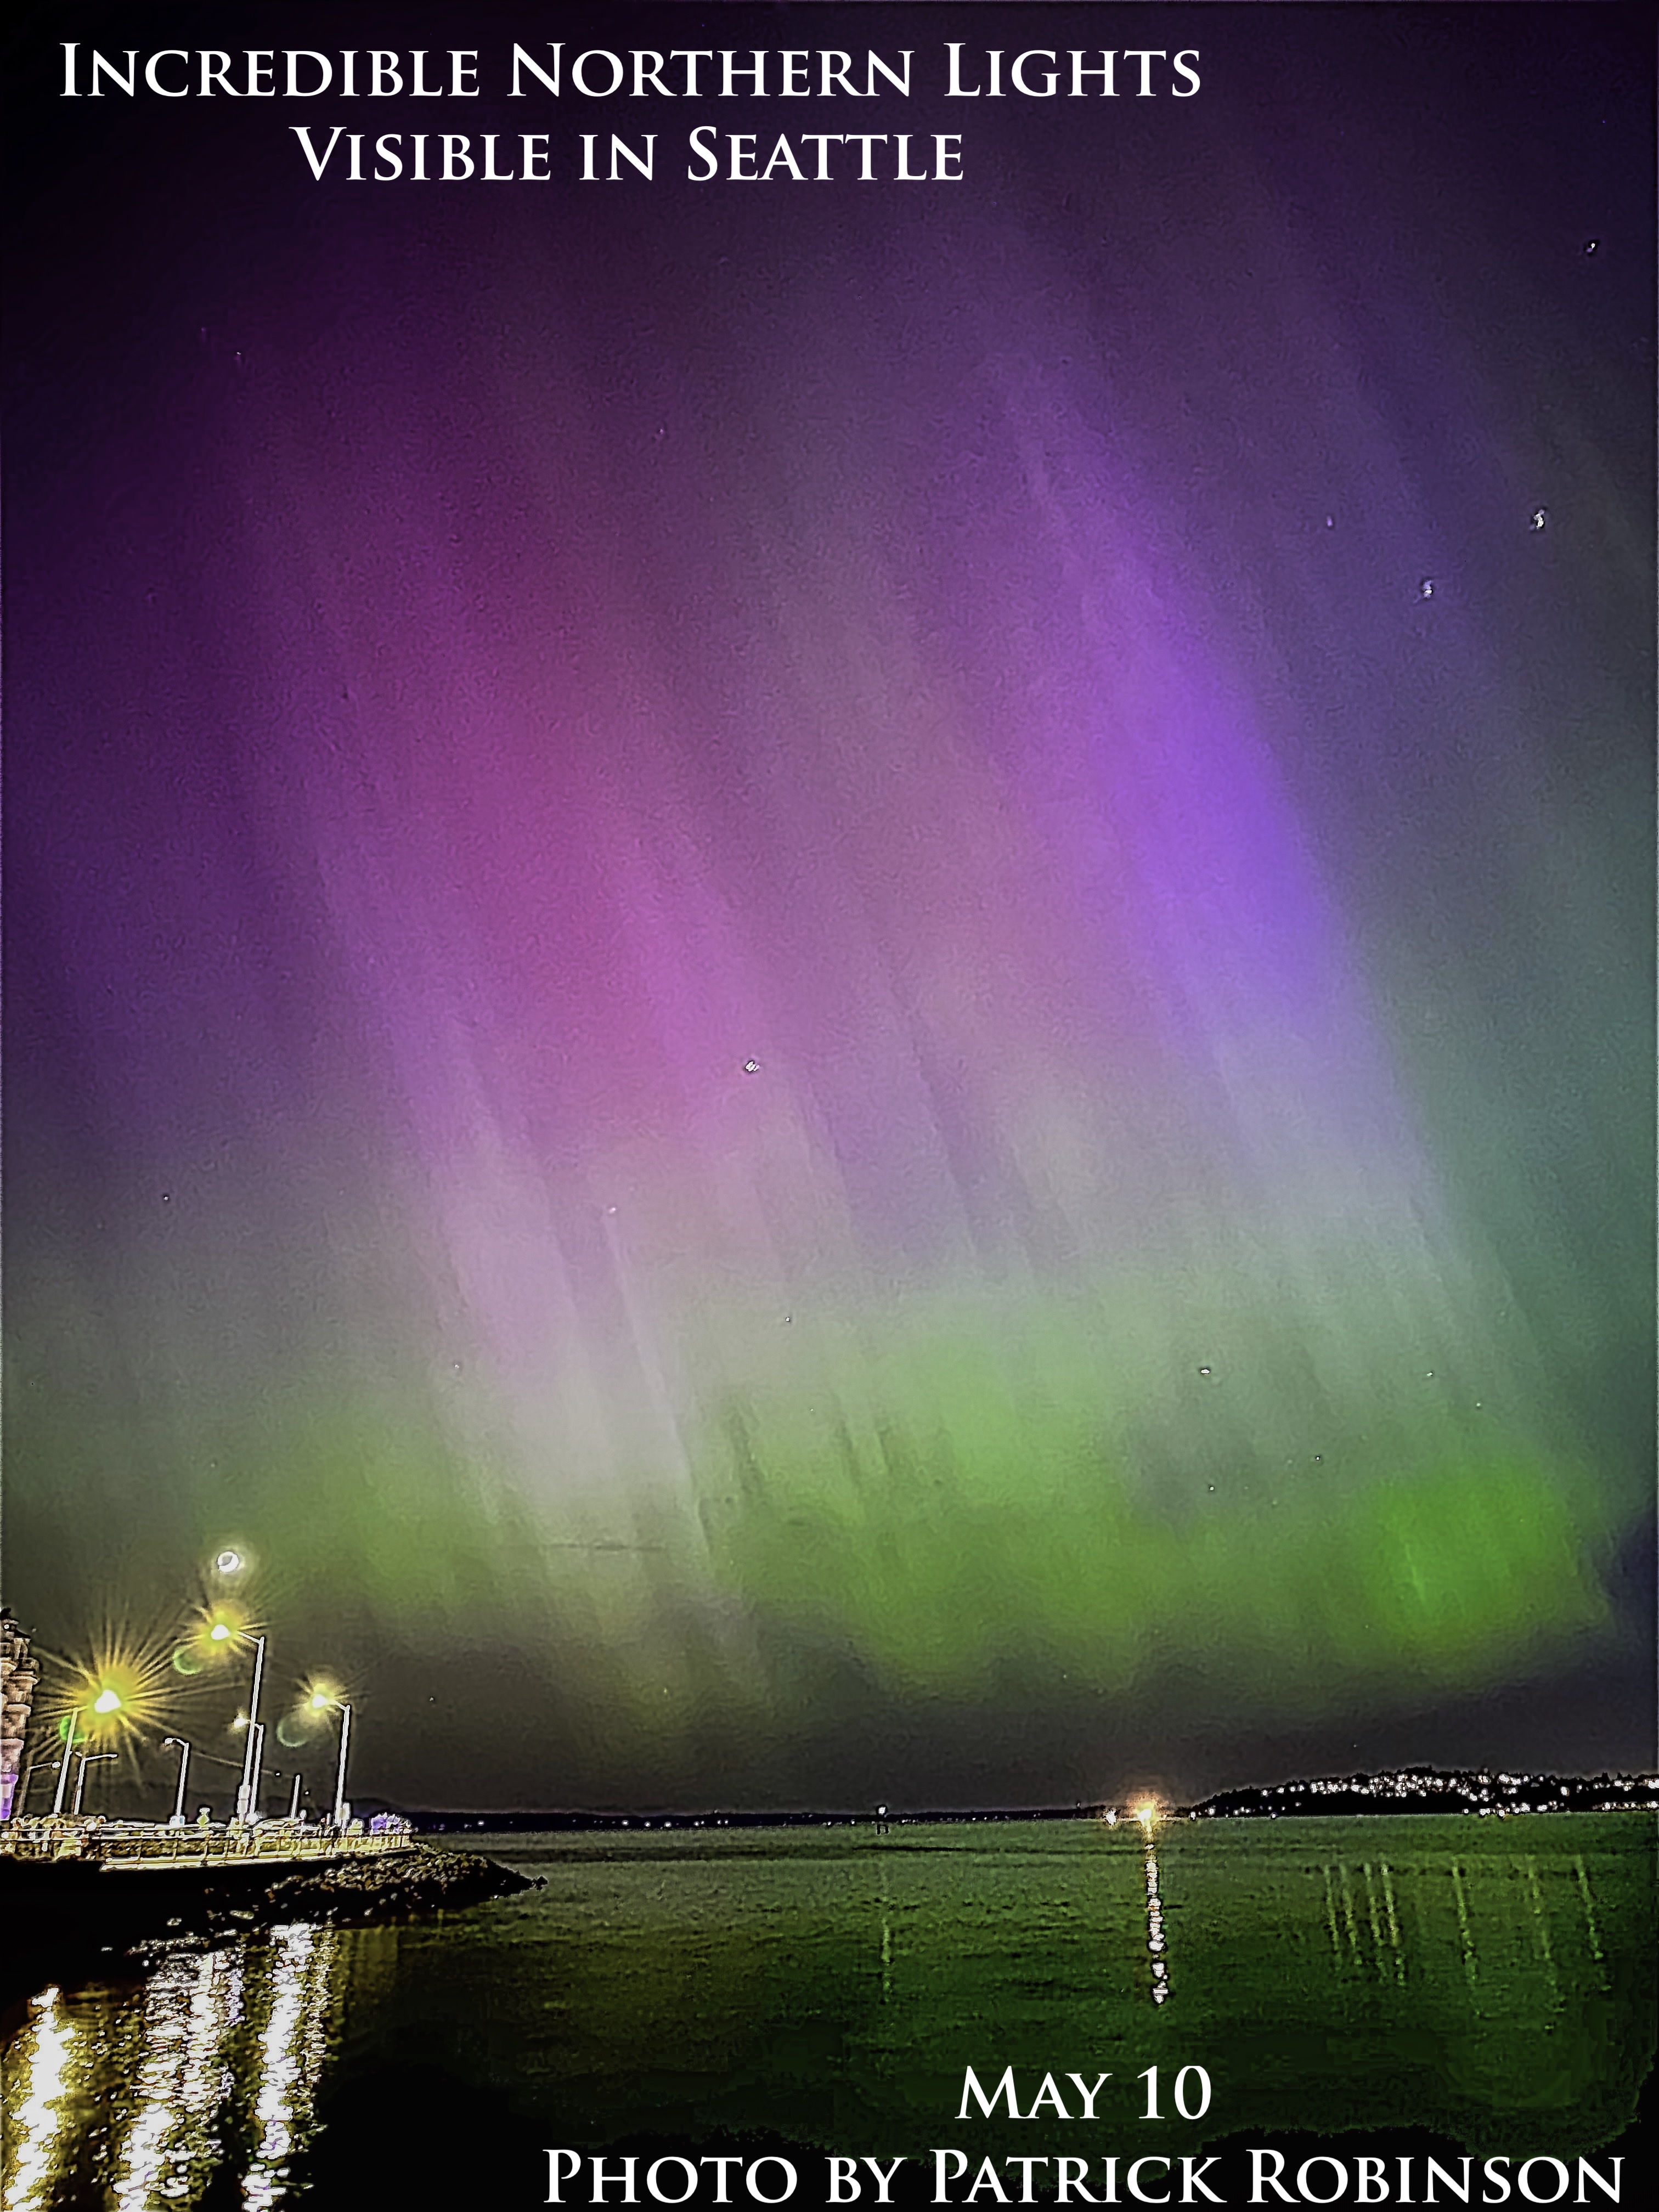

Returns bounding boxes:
[39,1627,178,1754]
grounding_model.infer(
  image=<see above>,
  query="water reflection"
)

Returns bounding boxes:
[1143,1840,1169,2003]
[2,1925,338,2210]
[4,1985,79,2211]
[1574,1853,1604,1970]
[112,1947,240,2209]
[245,1927,336,2208]
[0,1819,1649,2196]
[1311,1847,1616,2025]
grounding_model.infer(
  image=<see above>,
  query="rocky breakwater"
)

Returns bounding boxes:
[0,1839,534,2008]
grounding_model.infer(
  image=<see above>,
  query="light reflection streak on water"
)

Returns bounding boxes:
[112,1956,203,2210]
[1573,1855,1604,1970]
[1321,1860,1409,1988]
[111,1948,240,2210]
[1337,1863,1359,1958]
[180,1951,241,2190]
[1378,1861,1404,1984]
[1322,1864,1342,1966]
[1315,1852,1595,2008]
[1143,1843,1169,2004]
[2,1988,78,2211]
[1522,1855,1558,2000]
[1361,1861,1384,1958]
[1449,1860,1477,1990]
[242,1924,333,2210]
[4,1928,336,2211]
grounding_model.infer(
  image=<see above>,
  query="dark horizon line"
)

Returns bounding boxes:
[386,1764,1659,1831]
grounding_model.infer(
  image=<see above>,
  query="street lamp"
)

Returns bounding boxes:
[311,1690,354,1829]
[163,1736,193,1825]
[249,1722,268,1820]
[52,1687,122,1816]
[16,1760,63,1814]
[211,1622,267,1821]
[72,1751,116,1816]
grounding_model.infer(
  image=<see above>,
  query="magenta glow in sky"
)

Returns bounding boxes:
[3,4,1651,1810]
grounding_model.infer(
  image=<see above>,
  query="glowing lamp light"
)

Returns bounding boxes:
[92,1689,122,1716]
[215,1549,244,1575]
[210,1623,232,1644]
[1135,1801,1159,1832]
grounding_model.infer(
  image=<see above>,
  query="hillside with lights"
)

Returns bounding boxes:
[1182,1769,1659,1819]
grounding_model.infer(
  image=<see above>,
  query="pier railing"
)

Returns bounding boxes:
[0,1819,415,1867]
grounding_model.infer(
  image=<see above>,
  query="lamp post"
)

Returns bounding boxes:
[248,1722,268,1821]
[163,1736,192,1825]
[50,1722,81,1818]
[17,1760,62,1813]
[311,1691,354,1829]
[52,1688,122,1816]
[288,1772,304,1821]
[333,1704,352,1827]
[71,1750,115,1815]
[211,1623,267,1821]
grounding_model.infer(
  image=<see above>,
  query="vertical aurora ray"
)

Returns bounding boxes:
[3,4,1649,1807]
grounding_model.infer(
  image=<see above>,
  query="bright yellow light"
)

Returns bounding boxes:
[49,1632,174,1746]
[1135,1801,1159,1831]
[193,1604,259,1657]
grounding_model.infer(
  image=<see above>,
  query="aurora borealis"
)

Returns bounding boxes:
[3,4,1652,1811]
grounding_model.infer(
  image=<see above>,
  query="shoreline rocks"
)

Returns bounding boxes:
[0,1843,533,2010]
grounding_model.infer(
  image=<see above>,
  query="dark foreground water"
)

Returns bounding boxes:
[2,1815,1652,2207]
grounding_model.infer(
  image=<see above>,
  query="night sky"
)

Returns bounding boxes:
[3,4,1652,1814]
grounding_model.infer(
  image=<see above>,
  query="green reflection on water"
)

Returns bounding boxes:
[399,1814,1652,2160]
[1,1815,1651,2206]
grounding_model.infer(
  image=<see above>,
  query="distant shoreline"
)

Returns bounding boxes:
[400,1769,1658,1832]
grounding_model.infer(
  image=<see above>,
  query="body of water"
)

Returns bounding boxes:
[2,1815,1652,2205]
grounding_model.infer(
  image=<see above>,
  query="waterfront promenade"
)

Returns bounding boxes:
[1,1816,413,1869]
